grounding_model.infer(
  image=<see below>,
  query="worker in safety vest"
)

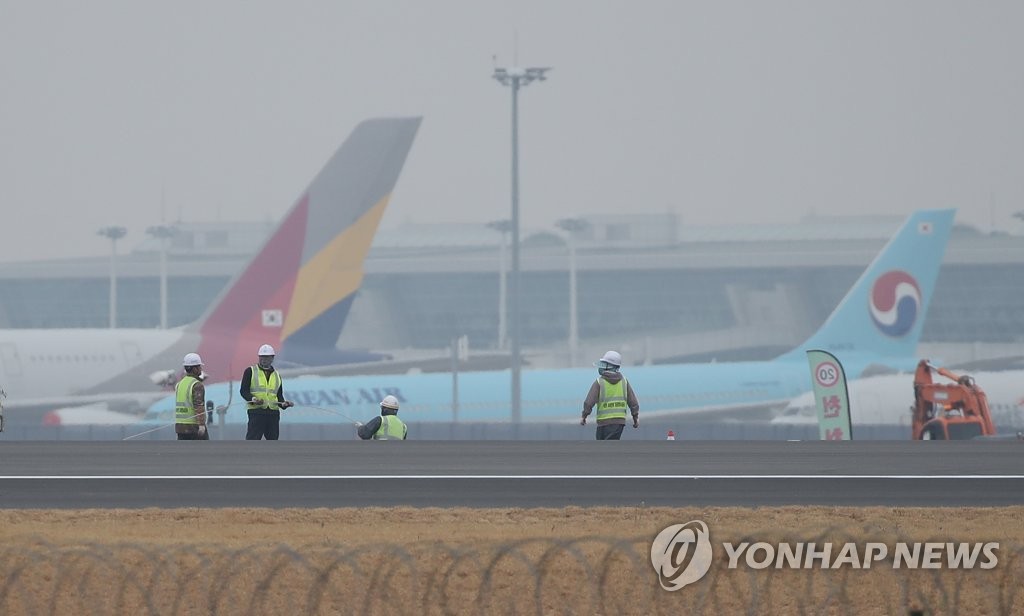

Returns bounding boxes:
[175,353,208,440]
[240,344,294,440]
[580,350,640,440]
[357,395,408,440]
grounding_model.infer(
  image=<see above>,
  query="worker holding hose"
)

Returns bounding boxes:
[175,353,208,441]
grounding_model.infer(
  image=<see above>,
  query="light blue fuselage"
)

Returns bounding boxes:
[141,208,955,428]
[142,355,895,425]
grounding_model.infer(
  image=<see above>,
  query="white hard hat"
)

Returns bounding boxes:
[380,395,400,410]
[596,350,621,367]
[183,353,203,367]
[258,344,276,356]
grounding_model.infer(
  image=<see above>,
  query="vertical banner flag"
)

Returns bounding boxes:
[806,350,853,440]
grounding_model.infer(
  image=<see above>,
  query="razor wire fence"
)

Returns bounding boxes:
[1,533,1021,615]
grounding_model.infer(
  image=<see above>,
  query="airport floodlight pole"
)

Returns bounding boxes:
[97,226,127,328]
[493,64,550,424]
[486,219,513,350]
[556,218,589,367]
[146,225,177,329]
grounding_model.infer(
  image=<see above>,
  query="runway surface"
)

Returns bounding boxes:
[1,441,1022,508]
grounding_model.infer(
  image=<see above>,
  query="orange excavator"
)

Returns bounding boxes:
[912,360,996,440]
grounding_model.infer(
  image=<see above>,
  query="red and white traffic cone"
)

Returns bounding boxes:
[666,430,675,441]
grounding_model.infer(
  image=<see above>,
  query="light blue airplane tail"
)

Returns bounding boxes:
[778,208,955,362]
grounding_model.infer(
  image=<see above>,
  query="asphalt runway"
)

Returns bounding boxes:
[1,441,1022,508]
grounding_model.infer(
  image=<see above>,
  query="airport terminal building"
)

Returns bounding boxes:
[1,213,1022,370]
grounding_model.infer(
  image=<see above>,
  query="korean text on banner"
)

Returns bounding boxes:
[806,349,853,440]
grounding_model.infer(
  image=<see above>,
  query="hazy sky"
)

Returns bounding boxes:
[2,1,1023,263]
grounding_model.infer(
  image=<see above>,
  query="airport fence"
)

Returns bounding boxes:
[1,532,1021,615]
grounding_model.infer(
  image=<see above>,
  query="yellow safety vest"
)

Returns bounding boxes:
[247,366,282,410]
[596,377,629,422]
[175,375,199,425]
[373,415,408,440]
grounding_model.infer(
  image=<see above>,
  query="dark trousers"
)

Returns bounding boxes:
[596,424,625,440]
[246,410,280,440]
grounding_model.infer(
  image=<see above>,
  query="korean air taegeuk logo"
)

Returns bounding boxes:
[868,270,921,337]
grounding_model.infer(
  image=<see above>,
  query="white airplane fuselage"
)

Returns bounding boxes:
[0,328,184,399]
[772,370,1024,428]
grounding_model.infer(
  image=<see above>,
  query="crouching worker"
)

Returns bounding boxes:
[357,395,408,440]
[175,353,208,440]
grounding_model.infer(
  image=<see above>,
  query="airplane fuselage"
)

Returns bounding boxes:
[142,355,902,425]
[774,370,1024,428]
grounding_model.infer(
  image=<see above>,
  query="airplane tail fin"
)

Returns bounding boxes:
[779,208,955,362]
[193,117,421,376]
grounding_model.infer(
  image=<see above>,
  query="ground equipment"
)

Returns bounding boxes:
[912,360,996,440]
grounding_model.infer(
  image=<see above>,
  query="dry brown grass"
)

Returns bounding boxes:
[5,506,1024,547]
[1,506,1022,615]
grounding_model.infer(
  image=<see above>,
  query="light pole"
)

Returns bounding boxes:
[146,225,177,329]
[486,219,512,350]
[556,218,589,367]
[493,64,550,424]
[97,226,127,328]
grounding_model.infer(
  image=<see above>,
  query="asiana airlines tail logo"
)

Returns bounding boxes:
[649,520,713,591]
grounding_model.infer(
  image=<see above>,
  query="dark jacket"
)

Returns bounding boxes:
[240,366,285,413]
[582,370,640,427]
[358,408,406,440]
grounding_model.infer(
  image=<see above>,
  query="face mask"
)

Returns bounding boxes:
[259,357,273,370]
